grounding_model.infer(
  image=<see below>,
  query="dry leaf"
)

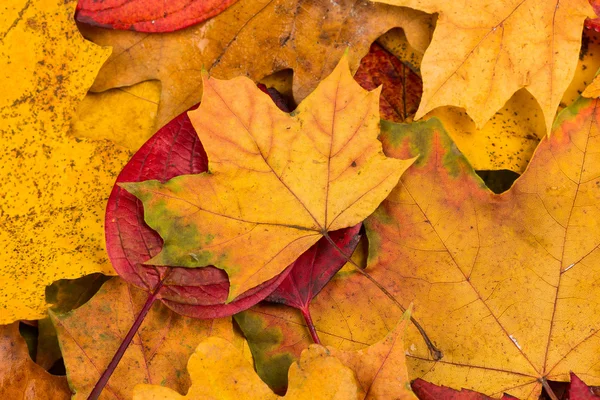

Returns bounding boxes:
[79,0,433,127]
[0,0,123,323]
[373,0,593,133]
[70,80,161,150]
[133,337,359,400]
[365,96,600,398]
[0,323,71,399]
[50,278,246,399]
[123,57,414,301]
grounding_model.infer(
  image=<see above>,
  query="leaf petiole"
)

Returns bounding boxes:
[300,306,321,345]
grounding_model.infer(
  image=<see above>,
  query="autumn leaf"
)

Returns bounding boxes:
[364,96,600,398]
[105,103,293,319]
[264,224,362,341]
[0,0,133,323]
[133,337,359,400]
[411,379,518,400]
[373,0,593,134]
[567,373,600,400]
[71,80,161,150]
[327,315,416,399]
[78,0,434,127]
[0,323,71,400]
[122,57,414,301]
[585,0,600,31]
[50,277,247,399]
[235,242,402,393]
[37,273,111,370]
[75,0,238,32]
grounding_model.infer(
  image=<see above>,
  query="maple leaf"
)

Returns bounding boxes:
[78,0,434,127]
[373,0,594,133]
[567,372,600,400]
[133,337,359,400]
[0,0,137,323]
[75,0,238,32]
[122,57,414,301]
[50,278,248,399]
[364,96,600,398]
[0,323,71,400]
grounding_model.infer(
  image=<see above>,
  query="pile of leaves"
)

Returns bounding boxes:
[5,0,600,399]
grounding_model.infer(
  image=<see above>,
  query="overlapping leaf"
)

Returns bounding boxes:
[0,323,71,400]
[133,337,358,400]
[365,96,600,398]
[51,278,247,399]
[123,57,414,301]
[79,0,434,127]
[76,0,238,32]
[373,0,593,133]
[0,0,121,323]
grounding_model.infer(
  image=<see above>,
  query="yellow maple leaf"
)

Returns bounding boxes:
[365,95,600,398]
[133,337,359,400]
[123,57,414,301]
[79,0,434,127]
[373,0,594,134]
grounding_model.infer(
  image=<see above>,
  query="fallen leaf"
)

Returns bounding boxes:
[235,241,401,393]
[70,80,161,150]
[0,0,127,323]
[567,372,600,400]
[585,0,600,31]
[133,337,359,400]
[376,28,427,74]
[354,43,423,123]
[0,323,71,400]
[76,0,238,32]
[50,277,245,399]
[122,57,414,301]
[327,315,416,399]
[105,102,292,319]
[264,224,362,325]
[37,273,111,370]
[79,0,433,127]
[411,379,517,400]
[365,96,600,398]
[373,0,593,133]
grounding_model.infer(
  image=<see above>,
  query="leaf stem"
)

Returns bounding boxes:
[300,306,321,344]
[540,377,559,400]
[322,232,443,361]
[87,278,166,400]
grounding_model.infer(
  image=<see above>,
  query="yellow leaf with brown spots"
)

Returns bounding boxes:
[79,0,434,128]
[123,57,414,301]
[0,0,144,323]
[373,0,594,134]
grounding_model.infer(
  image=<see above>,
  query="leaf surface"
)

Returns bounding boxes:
[411,379,517,400]
[50,278,245,399]
[0,0,127,323]
[105,102,291,318]
[235,243,402,393]
[123,57,414,301]
[79,0,434,127]
[133,337,358,400]
[264,224,361,312]
[373,0,593,133]
[568,372,600,399]
[0,323,71,400]
[365,97,600,398]
[76,0,237,32]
